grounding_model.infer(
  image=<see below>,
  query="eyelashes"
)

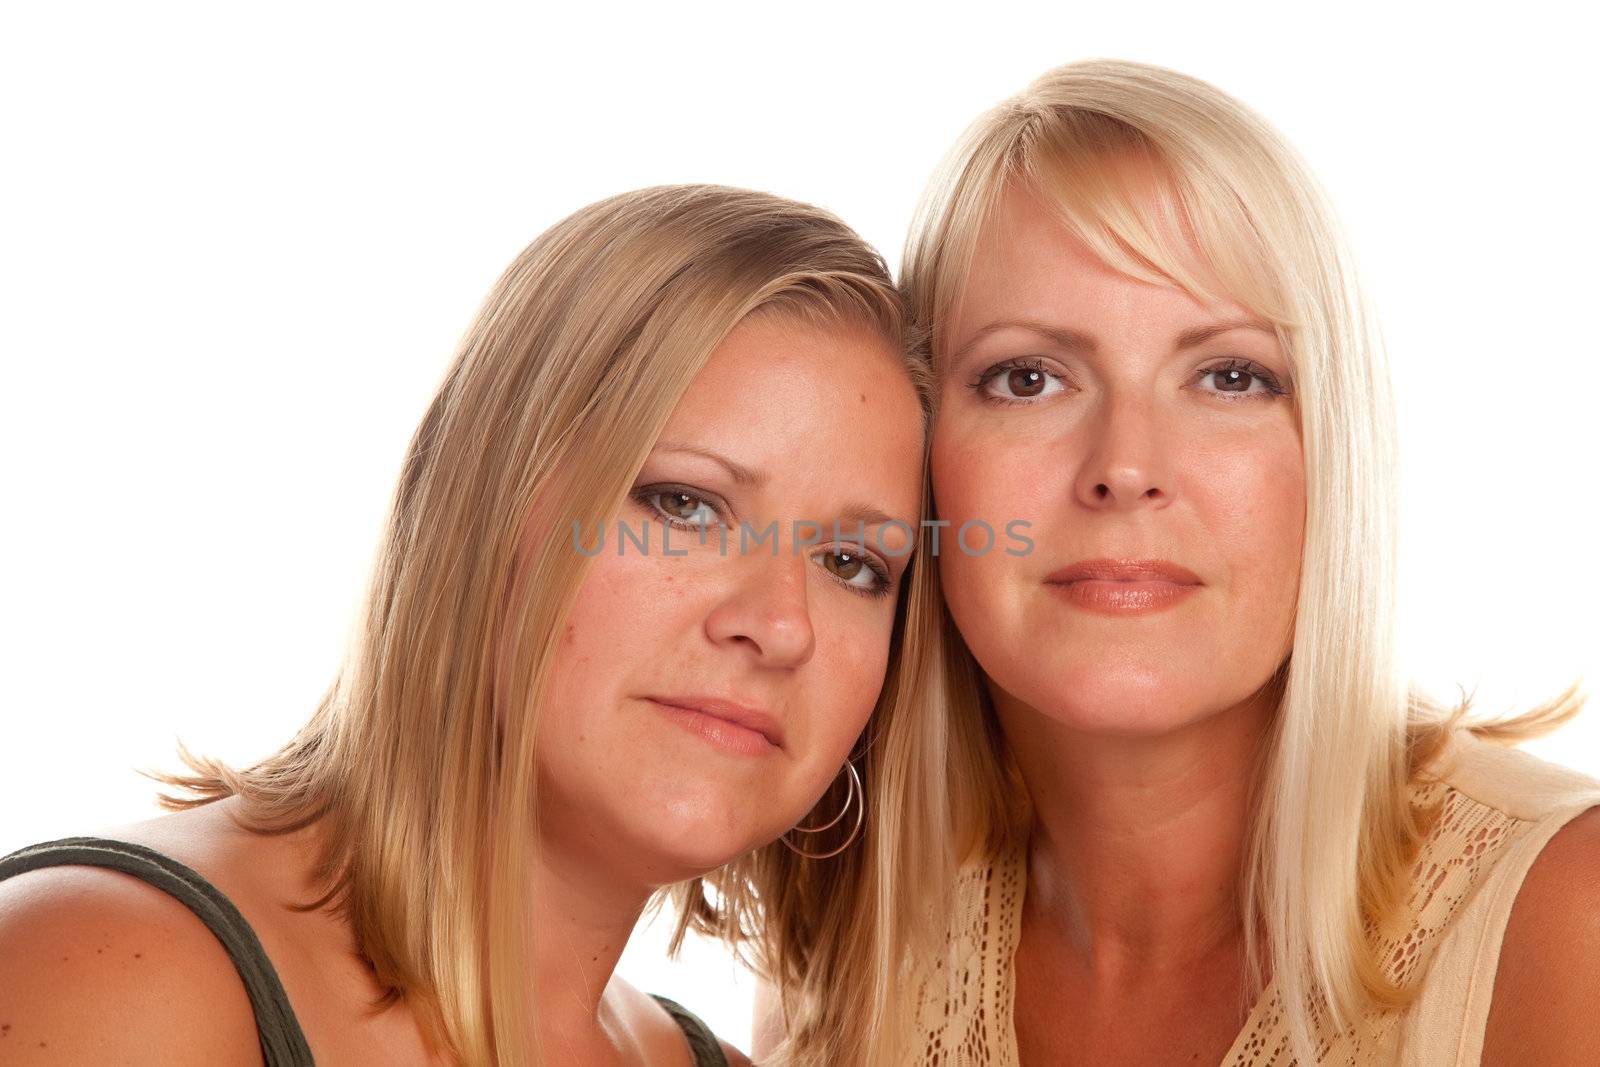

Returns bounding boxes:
[636,485,724,530]
[968,356,1291,405]
[968,358,1065,404]
[628,485,895,598]
[815,545,893,598]
[1198,358,1289,398]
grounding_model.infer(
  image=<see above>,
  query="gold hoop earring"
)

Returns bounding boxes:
[781,759,864,860]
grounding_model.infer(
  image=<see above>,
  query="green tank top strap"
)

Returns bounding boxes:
[650,993,733,1067]
[3,836,736,1067]
[0,835,316,1066]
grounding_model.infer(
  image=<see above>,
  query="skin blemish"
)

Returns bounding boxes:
[2,1022,10,1034]
[134,952,143,959]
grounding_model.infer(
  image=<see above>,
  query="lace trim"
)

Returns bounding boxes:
[914,856,1025,1065]
[913,777,1531,1066]
[1222,780,1525,1065]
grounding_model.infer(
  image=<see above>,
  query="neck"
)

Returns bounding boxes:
[996,682,1277,981]
[525,815,659,1064]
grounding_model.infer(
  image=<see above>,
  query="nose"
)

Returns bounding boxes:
[1072,389,1174,511]
[703,543,817,668]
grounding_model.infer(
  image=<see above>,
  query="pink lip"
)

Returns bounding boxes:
[645,696,785,755]
[1043,558,1202,617]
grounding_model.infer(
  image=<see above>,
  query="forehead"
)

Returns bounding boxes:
[949,182,1251,347]
[968,180,1114,289]
[659,310,924,515]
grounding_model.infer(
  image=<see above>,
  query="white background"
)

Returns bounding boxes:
[3,1,1596,1052]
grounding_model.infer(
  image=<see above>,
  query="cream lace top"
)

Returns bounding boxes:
[911,730,1600,1065]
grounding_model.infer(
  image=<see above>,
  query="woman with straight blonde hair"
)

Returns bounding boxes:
[897,58,1600,1066]
[758,60,1600,1065]
[0,183,949,1065]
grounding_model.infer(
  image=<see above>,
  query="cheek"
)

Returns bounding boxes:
[805,615,894,761]
[1183,430,1305,646]
[540,534,703,732]
[931,405,1054,515]
[931,415,1046,617]
[562,557,663,662]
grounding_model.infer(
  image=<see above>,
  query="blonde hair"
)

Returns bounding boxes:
[144,183,945,1065]
[900,59,1584,1060]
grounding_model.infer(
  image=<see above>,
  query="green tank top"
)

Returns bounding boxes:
[0,836,731,1066]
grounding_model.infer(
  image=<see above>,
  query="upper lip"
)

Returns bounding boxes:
[1045,558,1202,585]
[647,695,786,748]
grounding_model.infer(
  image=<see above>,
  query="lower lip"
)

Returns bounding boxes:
[646,699,779,757]
[1046,579,1200,616]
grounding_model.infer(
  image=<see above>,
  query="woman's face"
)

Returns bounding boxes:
[932,181,1304,737]
[537,309,924,882]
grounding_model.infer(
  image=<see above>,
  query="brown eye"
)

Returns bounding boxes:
[1212,367,1254,392]
[637,487,722,528]
[1006,368,1049,397]
[823,550,865,580]
[657,491,699,519]
[815,547,890,596]
[1197,360,1286,398]
[972,359,1066,403]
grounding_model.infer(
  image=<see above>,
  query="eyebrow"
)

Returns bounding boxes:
[947,319,1095,368]
[655,442,765,486]
[834,504,904,532]
[654,442,910,532]
[1174,318,1276,349]
[946,316,1277,366]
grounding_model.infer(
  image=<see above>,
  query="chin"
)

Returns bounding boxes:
[1028,666,1210,736]
[617,783,771,879]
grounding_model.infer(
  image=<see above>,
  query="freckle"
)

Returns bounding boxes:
[859,392,867,403]
[96,948,103,954]
[134,952,143,959]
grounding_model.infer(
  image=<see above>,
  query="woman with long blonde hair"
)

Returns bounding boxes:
[757,60,1600,1065]
[0,184,949,1065]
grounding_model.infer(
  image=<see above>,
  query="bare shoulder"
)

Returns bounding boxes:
[719,1036,755,1066]
[0,862,264,1065]
[606,975,752,1065]
[1482,803,1600,1066]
